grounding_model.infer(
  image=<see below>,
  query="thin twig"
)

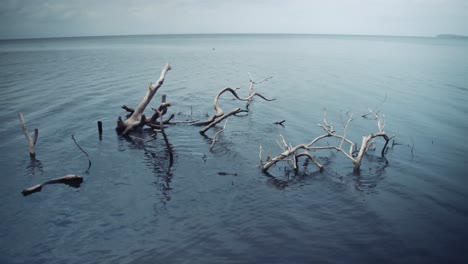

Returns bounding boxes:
[71,134,92,173]
[210,117,229,150]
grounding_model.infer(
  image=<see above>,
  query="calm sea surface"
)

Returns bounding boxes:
[0,34,467,263]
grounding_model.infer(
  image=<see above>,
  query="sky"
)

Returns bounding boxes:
[0,0,467,39]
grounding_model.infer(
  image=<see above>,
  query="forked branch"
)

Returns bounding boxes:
[18,113,38,158]
[195,87,274,133]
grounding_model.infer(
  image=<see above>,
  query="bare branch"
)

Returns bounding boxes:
[296,152,324,171]
[122,105,135,114]
[197,86,273,133]
[18,112,37,158]
[200,108,247,134]
[150,102,172,123]
[71,134,92,173]
[117,63,171,135]
[22,175,83,196]
[262,108,390,173]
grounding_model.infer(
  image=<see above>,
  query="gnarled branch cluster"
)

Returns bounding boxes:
[261,109,390,173]
[194,87,275,134]
[116,63,172,135]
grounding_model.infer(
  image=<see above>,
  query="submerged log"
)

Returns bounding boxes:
[22,174,83,196]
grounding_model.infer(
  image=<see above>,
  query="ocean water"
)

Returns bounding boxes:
[0,34,467,263]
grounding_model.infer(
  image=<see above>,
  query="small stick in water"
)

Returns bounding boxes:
[72,134,92,173]
[274,120,286,125]
[97,121,103,137]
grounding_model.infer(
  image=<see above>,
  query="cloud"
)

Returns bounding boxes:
[0,0,467,39]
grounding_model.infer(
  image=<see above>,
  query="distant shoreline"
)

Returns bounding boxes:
[1,33,468,41]
[436,34,468,39]
[0,33,446,42]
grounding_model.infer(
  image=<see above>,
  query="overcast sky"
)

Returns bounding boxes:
[0,0,467,39]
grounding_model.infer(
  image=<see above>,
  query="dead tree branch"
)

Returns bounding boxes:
[121,105,135,114]
[18,113,38,158]
[116,63,171,135]
[261,108,390,173]
[195,87,274,133]
[22,174,83,196]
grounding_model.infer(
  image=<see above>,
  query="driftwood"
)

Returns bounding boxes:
[18,113,38,158]
[22,174,83,196]
[116,63,171,134]
[194,87,274,133]
[261,108,390,173]
[121,105,135,114]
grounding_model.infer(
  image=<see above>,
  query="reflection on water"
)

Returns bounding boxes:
[26,157,43,176]
[262,150,390,192]
[120,130,175,205]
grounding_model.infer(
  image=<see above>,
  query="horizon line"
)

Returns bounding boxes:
[0,32,464,41]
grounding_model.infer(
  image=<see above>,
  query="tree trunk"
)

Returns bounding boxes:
[116,63,171,134]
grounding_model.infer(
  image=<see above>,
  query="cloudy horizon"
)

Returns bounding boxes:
[1,0,467,40]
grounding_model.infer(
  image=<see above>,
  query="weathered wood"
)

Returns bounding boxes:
[145,113,175,129]
[195,87,274,132]
[18,113,38,158]
[22,175,83,196]
[353,132,389,171]
[200,108,248,134]
[117,63,171,134]
[261,109,390,173]
[149,103,172,123]
[121,105,135,114]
